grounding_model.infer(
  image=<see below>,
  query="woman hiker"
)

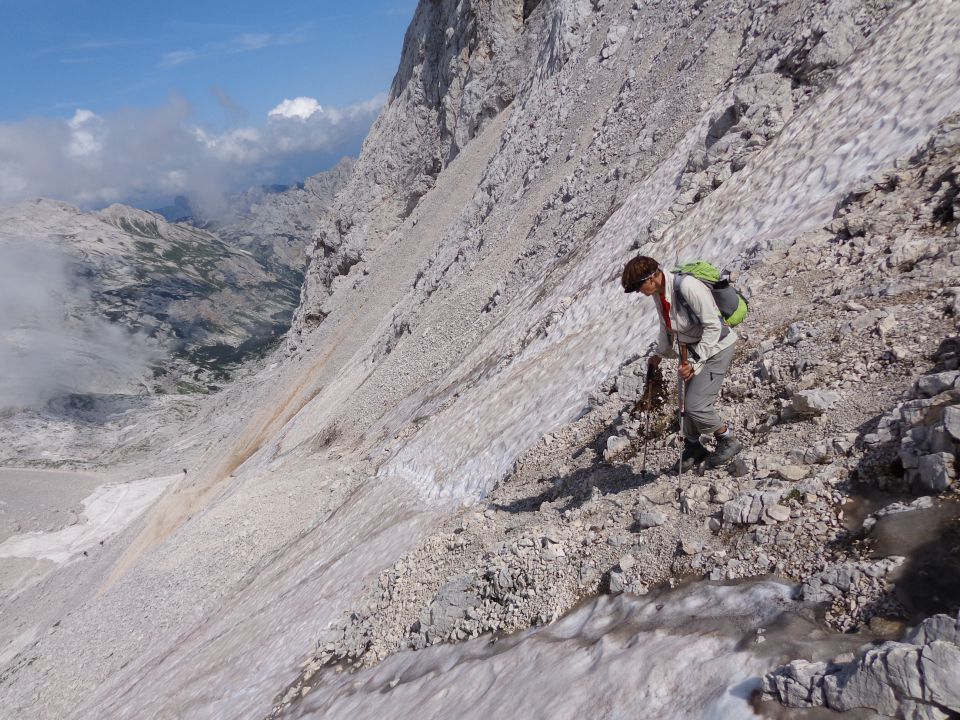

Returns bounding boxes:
[621,255,742,471]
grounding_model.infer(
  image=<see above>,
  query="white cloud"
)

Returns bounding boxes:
[268,97,323,120]
[0,93,386,211]
[0,244,158,409]
[66,109,104,159]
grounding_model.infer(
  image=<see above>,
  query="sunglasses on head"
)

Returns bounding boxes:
[626,271,657,293]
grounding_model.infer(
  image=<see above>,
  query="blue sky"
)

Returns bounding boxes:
[0,0,417,210]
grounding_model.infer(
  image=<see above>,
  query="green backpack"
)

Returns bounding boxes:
[672,260,749,327]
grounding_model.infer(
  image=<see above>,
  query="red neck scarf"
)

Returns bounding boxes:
[659,290,672,333]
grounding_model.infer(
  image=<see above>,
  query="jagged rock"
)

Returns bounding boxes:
[899,395,959,427]
[633,510,666,529]
[878,313,896,336]
[802,563,859,602]
[920,642,960,711]
[774,464,809,481]
[722,490,783,525]
[799,434,858,462]
[848,308,888,332]
[766,614,960,717]
[728,456,751,477]
[420,576,480,638]
[916,371,960,398]
[731,73,794,136]
[762,659,829,707]
[796,441,831,464]
[616,371,644,403]
[914,452,956,491]
[792,389,841,416]
[604,435,631,461]
[822,643,922,715]
[906,615,960,646]
[680,538,702,556]
[600,25,627,60]
[711,483,736,503]
[683,484,711,504]
[763,504,791,523]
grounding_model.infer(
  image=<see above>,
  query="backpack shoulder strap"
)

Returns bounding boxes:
[674,272,731,339]
[673,273,701,326]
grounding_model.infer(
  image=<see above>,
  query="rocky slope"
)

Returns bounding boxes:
[273,116,960,716]
[2,1,960,719]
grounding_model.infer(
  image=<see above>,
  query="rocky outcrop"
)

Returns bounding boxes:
[763,614,960,718]
[293,0,536,328]
[646,72,797,243]
[863,359,959,494]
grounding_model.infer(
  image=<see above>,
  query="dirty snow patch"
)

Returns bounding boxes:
[0,475,176,564]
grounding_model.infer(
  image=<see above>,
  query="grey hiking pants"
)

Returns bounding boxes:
[683,341,736,440]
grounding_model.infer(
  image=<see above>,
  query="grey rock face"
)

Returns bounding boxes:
[801,558,903,604]
[768,0,877,83]
[762,659,830,707]
[858,357,959,494]
[420,575,480,638]
[907,614,960,646]
[616,370,645,404]
[915,453,956,492]
[603,435,631,460]
[791,389,841,416]
[916,371,960,399]
[920,642,960,711]
[945,407,960,442]
[292,0,532,331]
[802,564,858,603]
[766,614,960,717]
[633,510,666,529]
[722,490,784,525]
[210,157,355,277]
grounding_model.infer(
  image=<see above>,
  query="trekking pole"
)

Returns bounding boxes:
[639,364,653,479]
[677,343,689,490]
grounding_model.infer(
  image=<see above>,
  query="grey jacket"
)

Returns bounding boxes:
[653,269,738,374]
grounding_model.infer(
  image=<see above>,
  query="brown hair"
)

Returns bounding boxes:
[621,256,659,293]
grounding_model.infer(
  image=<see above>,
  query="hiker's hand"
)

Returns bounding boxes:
[679,362,694,381]
[647,355,661,370]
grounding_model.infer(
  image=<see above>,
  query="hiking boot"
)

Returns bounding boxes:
[708,435,743,467]
[672,439,709,473]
